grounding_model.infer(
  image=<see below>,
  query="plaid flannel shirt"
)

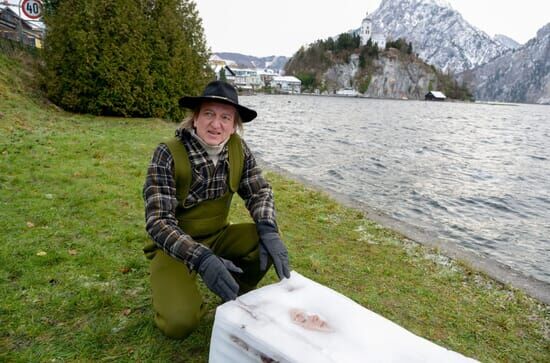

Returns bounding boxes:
[143,128,277,271]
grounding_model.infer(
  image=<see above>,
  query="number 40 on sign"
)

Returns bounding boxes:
[21,0,43,20]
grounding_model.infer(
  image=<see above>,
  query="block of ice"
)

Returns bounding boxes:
[209,271,478,363]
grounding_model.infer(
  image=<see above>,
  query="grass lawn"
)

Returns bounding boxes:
[1,51,549,362]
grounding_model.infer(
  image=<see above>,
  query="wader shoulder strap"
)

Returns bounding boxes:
[163,137,192,201]
[227,133,244,193]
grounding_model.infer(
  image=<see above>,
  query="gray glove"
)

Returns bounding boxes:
[196,250,243,302]
[259,232,291,280]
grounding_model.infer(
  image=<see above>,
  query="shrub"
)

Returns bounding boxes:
[41,0,212,121]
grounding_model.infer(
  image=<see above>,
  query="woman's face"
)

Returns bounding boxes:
[194,101,237,146]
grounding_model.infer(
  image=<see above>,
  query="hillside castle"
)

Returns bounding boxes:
[360,12,386,49]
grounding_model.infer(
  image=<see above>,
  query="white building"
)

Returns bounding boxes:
[336,88,359,97]
[208,55,290,91]
[233,68,262,90]
[208,55,237,82]
[270,76,301,94]
[360,13,372,45]
[256,68,279,88]
[360,12,386,49]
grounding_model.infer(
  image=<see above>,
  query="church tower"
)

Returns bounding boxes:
[360,12,372,46]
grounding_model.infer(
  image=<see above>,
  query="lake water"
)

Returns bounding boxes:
[241,95,550,285]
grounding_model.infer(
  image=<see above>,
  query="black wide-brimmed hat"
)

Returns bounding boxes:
[179,80,257,122]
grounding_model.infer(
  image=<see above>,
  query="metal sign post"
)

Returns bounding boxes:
[18,0,23,43]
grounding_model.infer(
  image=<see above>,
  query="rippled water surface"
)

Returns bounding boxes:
[242,95,550,284]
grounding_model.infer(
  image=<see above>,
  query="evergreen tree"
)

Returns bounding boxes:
[42,0,211,120]
[325,37,335,51]
[366,38,373,48]
[335,33,359,51]
[359,53,366,69]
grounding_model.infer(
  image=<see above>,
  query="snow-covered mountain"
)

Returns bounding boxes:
[214,52,288,73]
[365,0,510,73]
[459,23,550,104]
[493,34,521,50]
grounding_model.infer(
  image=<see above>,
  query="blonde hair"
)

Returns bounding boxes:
[179,105,244,134]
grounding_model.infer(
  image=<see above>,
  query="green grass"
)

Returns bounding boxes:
[1,51,549,362]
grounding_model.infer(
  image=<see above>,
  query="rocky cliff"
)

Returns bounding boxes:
[285,39,469,100]
[321,49,437,99]
[364,49,437,99]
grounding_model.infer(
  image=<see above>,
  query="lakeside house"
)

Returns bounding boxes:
[0,5,43,48]
[425,91,447,101]
[234,68,263,90]
[257,68,275,85]
[270,76,301,94]
[208,55,302,93]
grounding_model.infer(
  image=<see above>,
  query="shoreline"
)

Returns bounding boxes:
[260,158,550,306]
[247,92,550,106]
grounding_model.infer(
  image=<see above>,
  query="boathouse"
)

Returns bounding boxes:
[425,91,447,101]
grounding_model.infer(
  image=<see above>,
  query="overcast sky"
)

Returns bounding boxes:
[4,0,548,57]
[194,0,550,57]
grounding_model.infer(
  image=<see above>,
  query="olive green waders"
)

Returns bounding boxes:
[144,134,269,339]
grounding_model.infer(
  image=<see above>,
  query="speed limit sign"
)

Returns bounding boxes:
[21,0,43,20]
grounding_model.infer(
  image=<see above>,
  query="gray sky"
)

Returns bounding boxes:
[4,0,548,57]
[194,0,550,57]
